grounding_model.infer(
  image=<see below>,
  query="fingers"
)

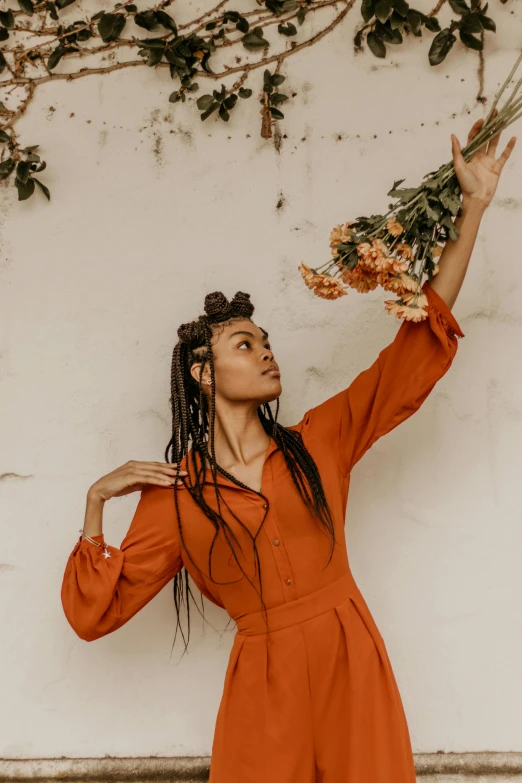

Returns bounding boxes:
[496,136,517,169]
[125,461,188,488]
[451,133,466,172]
[466,118,484,146]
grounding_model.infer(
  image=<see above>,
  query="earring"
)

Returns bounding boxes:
[206,380,212,385]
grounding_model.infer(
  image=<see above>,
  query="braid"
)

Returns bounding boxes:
[165,290,338,659]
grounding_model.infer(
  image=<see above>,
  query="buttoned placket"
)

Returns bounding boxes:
[258,452,298,602]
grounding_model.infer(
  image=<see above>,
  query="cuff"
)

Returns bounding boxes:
[78,532,106,546]
[422,281,465,339]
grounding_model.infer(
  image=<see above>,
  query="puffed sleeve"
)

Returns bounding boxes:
[299,280,465,477]
[61,486,183,642]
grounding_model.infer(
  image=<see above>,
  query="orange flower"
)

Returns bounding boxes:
[382,271,421,294]
[313,276,347,299]
[341,265,378,293]
[357,238,393,273]
[298,262,322,290]
[386,218,404,237]
[395,242,414,262]
[384,298,428,322]
[330,222,354,256]
[298,263,347,299]
[400,290,428,309]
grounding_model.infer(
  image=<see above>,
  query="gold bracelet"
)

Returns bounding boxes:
[78,529,111,559]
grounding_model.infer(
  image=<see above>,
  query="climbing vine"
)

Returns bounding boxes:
[0,0,511,202]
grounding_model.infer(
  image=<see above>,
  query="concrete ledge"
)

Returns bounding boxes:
[1,753,522,781]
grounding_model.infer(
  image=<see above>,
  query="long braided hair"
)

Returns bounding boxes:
[164,290,338,657]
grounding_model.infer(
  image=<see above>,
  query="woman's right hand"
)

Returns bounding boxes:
[88,460,188,502]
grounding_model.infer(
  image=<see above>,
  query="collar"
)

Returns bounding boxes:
[178,436,280,490]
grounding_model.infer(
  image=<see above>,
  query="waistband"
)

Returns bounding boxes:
[235,570,359,636]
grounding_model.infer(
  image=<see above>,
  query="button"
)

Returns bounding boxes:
[263,503,268,509]
[273,539,280,546]
[285,578,291,585]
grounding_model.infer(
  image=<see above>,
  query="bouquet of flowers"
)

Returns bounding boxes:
[299,50,522,323]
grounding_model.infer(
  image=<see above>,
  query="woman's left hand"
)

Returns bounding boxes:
[451,108,517,209]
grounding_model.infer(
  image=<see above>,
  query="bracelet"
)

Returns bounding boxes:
[79,528,112,559]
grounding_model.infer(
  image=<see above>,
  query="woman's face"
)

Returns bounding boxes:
[191,318,282,404]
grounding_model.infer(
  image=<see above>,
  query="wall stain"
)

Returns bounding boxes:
[276,191,287,212]
[273,123,283,154]
[301,81,313,106]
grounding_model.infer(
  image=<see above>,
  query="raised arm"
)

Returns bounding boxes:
[61,487,183,642]
[299,279,464,476]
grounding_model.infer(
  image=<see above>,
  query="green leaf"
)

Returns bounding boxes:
[375,0,393,24]
[46,2,58,21]
[278,22,297,35]
[270,92,288,105]
[428,27,457,65]
[218,103,230,121]
[187,82,199,91]
[169,91,181,103]
[155,9,177,34]
[223,11,240,23]
[200,101,219,120]
[269,106,284,119]
[33,177,50,201]
[15,176,35,201]
[296,6,309,24]
[56,0,77,8]
[125,4,137,11]
[461,12,483,33]
[367,31,386,57]
[0,27,9,41]
[238,87,252,98]
[449,0,470,14]
[0,158,15,179]
[393,0,409,18]
[241,32,269,51]
[271,73,285,85]
[212,83,226,102]
[98,13,126,42]
[478,13,495,32]
[424,16,441,32]
[144,47,164,66]
[16,160,31,183]
[134,10,159,31]
[18,0,34,15]
[406,9,422,34]
[223,93,237,110]
[236,17,249,33]
[459,29,482,50]
[47,45,65,70]
[0,10,15,28]
[76,27,92,41]
[196,94,215,111]
[361,0,375,23]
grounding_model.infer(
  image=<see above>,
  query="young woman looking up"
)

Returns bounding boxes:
[61,118,515,782]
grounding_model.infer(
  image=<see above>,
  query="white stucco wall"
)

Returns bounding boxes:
[1,0,521,762]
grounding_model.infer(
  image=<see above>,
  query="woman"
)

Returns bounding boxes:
[61,119,515,782]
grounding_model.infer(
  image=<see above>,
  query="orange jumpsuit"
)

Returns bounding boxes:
[61,281,464,782]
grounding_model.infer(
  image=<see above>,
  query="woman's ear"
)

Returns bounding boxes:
[190,361,210,386]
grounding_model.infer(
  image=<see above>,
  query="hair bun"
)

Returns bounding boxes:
[177,318,206,345]
[204,292,230,321]
[230,291,254,318]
